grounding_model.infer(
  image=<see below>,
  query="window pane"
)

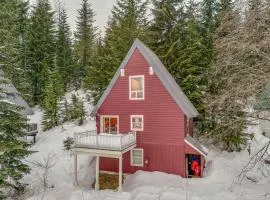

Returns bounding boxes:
[132,116,143,130]
[137,91,143,98]
[131,77,143,91]
[103,117,118,134]
[133,122,142,129]
[103,117,110,133]
[110,117,118,134]
[133,158,142,164]
[133,150,142,157]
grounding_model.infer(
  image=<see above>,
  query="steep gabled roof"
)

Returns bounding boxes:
[91,39,199,119]
[0,70,33,116]
[184,135,208,157]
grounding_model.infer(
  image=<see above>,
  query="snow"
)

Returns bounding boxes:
[20,94,270,200]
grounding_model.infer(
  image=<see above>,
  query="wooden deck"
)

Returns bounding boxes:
[74,130,136,151]
[73,130,137,191]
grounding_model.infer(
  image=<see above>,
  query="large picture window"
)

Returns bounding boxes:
[131,148,144,167]
[101,115,119,134]
[129,75,144,100]
[130,115,144,131]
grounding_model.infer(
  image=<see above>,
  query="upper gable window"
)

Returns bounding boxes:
[129,75,144,100]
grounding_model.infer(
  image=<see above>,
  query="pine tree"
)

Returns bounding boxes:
[149,0,209,113]
[27,0,55,105]
[56,6,74,93]
[74,0,96,87]
[84,0,149,103]
[0,77,31,197]
[70,94,85,125]
[11,1,32,103]
[148,0,185,68]
[42,71,61,130]
[200,0,218,65]
[83,36,110,103]
[0,0,31,103]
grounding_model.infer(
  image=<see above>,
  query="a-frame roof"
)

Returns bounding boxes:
[91,39,199,119]
[0,70,33,116]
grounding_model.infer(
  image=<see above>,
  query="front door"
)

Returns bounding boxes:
[101,116,119,134]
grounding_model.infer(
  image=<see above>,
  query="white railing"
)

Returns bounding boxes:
[74,130,136,151]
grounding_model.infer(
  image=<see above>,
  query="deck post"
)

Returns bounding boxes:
[118,155,123,192]
[95,156,100,190]
[74,152,78,185]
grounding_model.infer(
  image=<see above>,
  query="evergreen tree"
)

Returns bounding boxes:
[0,77,31,197]
[84,0,149,103]
[0,0,31,102]
[0,0,19,67]
[200,0,218,65]
[149,0,209,113]
[74,0,96,87]
[70,94,85,125]
[56,6,74,93]
[27,0,55,105]
[58,97,71,123]
[42,71,61,131]
[148,0,185,68]
[83,36,111,103]
[11,1,32,103]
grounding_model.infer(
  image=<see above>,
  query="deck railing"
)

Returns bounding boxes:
[27,123,37,132]
[74,130,136,151]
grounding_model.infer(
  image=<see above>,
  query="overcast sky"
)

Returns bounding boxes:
[30,0,117,34]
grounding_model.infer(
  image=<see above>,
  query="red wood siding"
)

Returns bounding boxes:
[96,48,200,177]
[100,143,186,176]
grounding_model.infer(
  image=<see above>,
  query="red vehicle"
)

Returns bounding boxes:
[90,39,207,178]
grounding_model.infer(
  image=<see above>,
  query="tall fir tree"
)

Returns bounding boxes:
[42,71,61,130]
[0,0,31,102]
[0,76,32,197]
[148,0,185,68]
[84,0,149,103]
[27,0,55,105]
[56,5,74,94]
[11,1,32,103]
[174,1,209,113]
[74,0,96,87]
[200,0,218,66]
[149,0,209,113]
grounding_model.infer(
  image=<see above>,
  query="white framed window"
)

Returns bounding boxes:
[131,148,144,167]
[100,115,119,134]
[130,115,144,131]
[129,75,144,100]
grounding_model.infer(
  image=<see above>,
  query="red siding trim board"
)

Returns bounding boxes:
[96,48,203,177]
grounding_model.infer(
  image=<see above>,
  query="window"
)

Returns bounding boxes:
[101,115,119,134]
[131,148,144,167]
[130,115,144,131]
[129,75,144,100]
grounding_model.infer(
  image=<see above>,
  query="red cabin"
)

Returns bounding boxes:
[89,39,207,179]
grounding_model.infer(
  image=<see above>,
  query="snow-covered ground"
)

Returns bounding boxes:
[21,92,270,200]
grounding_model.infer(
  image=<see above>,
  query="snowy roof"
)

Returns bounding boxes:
[0,70,33,116]
[91,39,199,119]
[184,135,208,157]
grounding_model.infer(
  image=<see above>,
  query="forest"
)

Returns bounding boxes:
[1,0,270,199]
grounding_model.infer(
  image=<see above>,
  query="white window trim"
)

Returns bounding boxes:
[100,115,119,134]
[130,148,144,167]
[130,115,144,131]
[129,75,145,100]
